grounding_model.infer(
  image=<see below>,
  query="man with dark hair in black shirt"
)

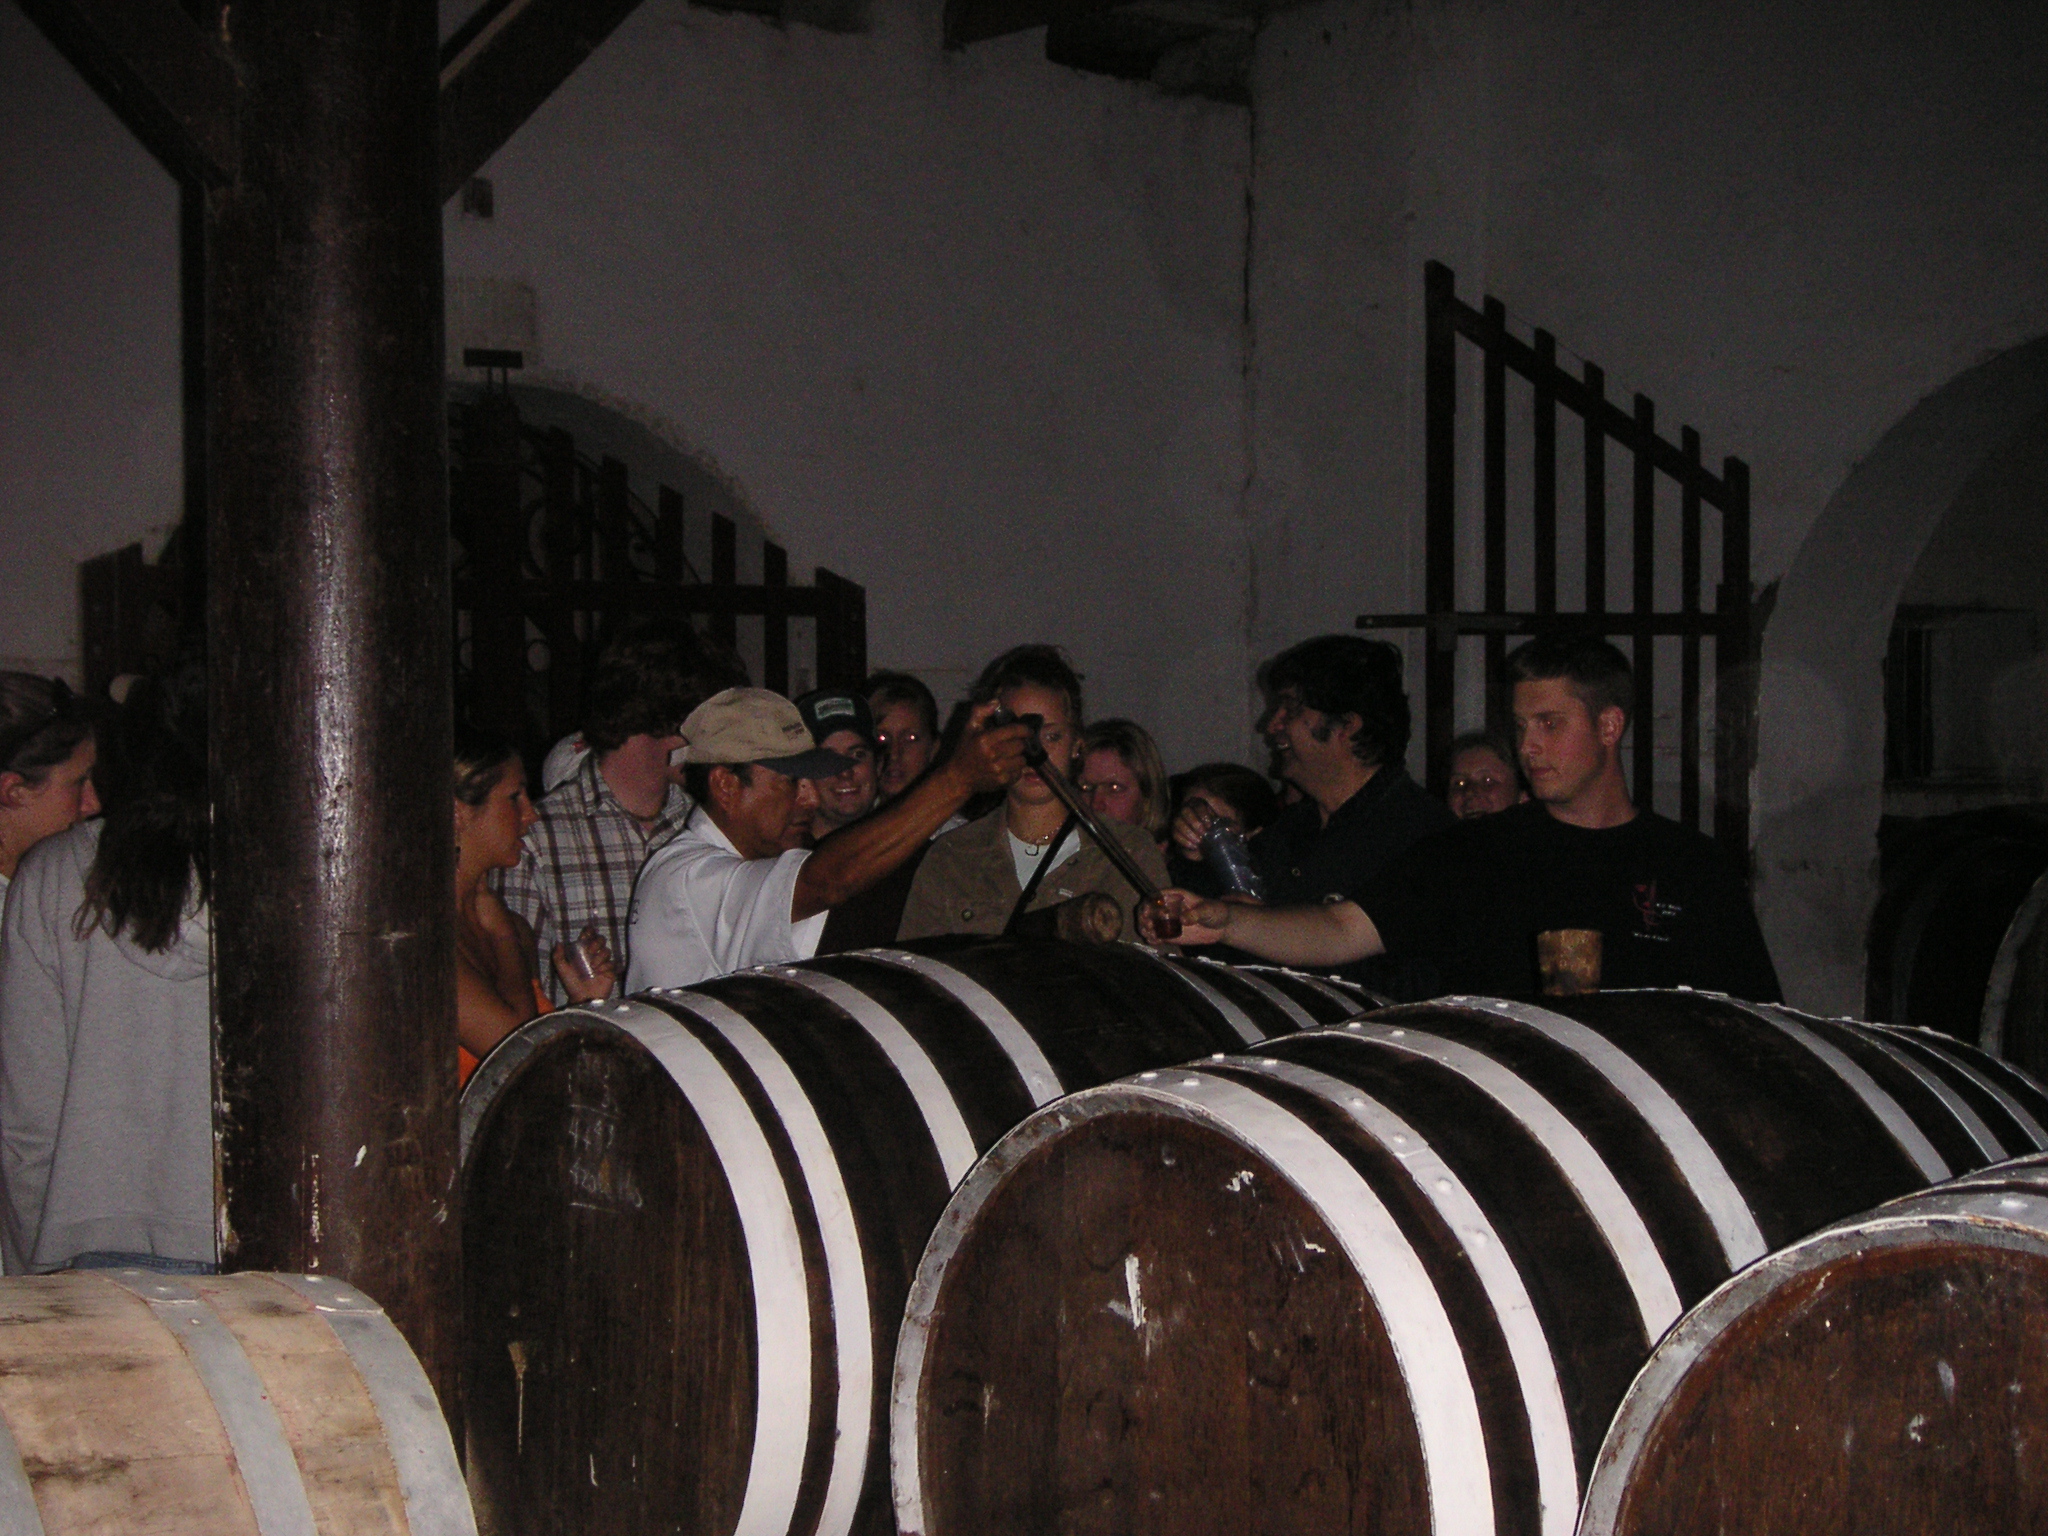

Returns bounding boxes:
[1149,633,1780,1002]
[1167,635,1451,987]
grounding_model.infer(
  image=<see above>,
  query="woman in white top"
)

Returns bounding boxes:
[0,666,211,1274]
[0,673,100,899]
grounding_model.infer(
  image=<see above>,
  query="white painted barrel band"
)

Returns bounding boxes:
[459,1007,597,1164]
[660,992,875,1536]
[102,1271,319,1536]
[266,1274,478,1536]
[862,950,1064,1104]
[0,1410,43,1536]
[1212,965,1320,1033]
[1143,1072,1496,1536]
[1245,1057,1578,1536]
[1874,1024,2048,1149]
[606,1000,812,1536]
[1262,968,1375,1017]
[1144,952,1264,1044]
[1982,869,2048,1058]
[1854,1030,2006,1162]
[770,968,981,1183]
[1740,1005,1950,1181]
[1333,1023,1683,1338]
[1450,997,1769,1269]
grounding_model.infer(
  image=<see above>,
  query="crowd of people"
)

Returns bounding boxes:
[0,618,1781,1275]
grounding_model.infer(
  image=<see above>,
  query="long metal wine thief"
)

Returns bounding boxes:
[1017,735,1166,906]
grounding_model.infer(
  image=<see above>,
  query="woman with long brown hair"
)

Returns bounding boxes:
[454,728,615,1083]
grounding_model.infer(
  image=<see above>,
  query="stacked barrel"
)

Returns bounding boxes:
[890,990,2048,1536]
[457,940,1379,1536]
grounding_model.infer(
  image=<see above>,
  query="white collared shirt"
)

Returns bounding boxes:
[625,812,828,991]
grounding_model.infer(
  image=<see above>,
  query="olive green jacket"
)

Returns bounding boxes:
[897,807,1169,943]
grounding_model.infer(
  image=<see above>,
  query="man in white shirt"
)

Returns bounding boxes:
[627,687,1027,989]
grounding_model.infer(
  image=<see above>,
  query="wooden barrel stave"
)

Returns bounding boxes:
[460,941,1326,1536]
[1580,1152,2048,1536]
[893,991,2048,1536]
[0,1270,470,1536]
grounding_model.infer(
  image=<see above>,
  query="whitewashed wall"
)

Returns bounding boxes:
[443,0,1258,763]
[0,4,183,676]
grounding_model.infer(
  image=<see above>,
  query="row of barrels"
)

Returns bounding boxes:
[458,939,1381,1536]
[455,938,2048,1536]
[7,941,2029,1534]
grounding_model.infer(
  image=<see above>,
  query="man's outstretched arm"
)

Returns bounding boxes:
[793,703,1028,921]
[1143,889,1386,968]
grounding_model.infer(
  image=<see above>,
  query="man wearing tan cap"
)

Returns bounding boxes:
[626,688,1029,988]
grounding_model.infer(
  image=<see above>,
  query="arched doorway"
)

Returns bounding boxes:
[1755,337,2048,1015]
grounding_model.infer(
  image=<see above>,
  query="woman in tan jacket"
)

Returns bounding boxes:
[898,645,1168,942]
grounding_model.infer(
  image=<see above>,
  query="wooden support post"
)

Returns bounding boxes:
[204,0,459,1419]
[763,541,789,695]
[1532,330,1557,617]
[1422,261,1458,791]
[1680,427,1703,832]
[1631,393,1657,812]
[1482,297,1508,727]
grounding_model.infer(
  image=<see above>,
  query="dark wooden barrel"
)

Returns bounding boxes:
[891,990,2048,1536]
[1581,1150,2048,1536]
[1867,807,2048,1037]
[1982,866,2048,1081]
[458,940,1371,1536]
[0,1269,472,1535]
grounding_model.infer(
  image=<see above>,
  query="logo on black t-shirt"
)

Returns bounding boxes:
[1633,880,1684,934]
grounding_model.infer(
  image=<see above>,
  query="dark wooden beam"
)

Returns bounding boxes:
[945,0,1116,47]
[15,0,237,185]
[205,0,460,1420]
[439,0,647,201]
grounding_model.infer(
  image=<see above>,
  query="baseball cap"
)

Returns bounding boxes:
[678,688,857,777]
[794,688,876,752]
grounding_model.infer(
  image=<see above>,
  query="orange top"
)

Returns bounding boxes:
[457,979,554,1089]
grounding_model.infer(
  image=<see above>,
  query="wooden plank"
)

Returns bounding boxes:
[1632,394,1656,813]
[1532,331,1558,616]
[597,456,631,584]
[763,541,790,696]
[1423,262,1459,791]
[656,484,685,583]
[1714,458,1755,872]
[1680,428,1702,833]
[17,0,237,186]
[710,516,739,647]
[1483,297,1508,722]
[439,0,649,201]
[1584,363,1607,614]
[1356,611,1731,640]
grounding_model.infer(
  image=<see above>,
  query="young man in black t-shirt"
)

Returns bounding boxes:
[1148,635,1781,1003]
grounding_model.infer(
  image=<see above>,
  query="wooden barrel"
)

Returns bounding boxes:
[1982,865,2048,1080]
[891,990,2048,1536]
[458,940,1373,1536]
[0,1269,472,1535]
[1867,808,2048,1037]
[1580,1150,2048,1536]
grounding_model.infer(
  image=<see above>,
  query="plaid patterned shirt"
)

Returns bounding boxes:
[494,752,692,1004]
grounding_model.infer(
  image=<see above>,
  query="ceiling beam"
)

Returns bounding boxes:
[439,0,647,202]
[944,0,1118,48]
[16,0,238,185]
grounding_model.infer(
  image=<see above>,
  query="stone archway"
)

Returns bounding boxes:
[1755,337,2048,1014]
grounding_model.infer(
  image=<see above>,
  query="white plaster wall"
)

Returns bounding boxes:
[1249,0,2048,1009]
[446,0,1258,765]
[0,4,183,679]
